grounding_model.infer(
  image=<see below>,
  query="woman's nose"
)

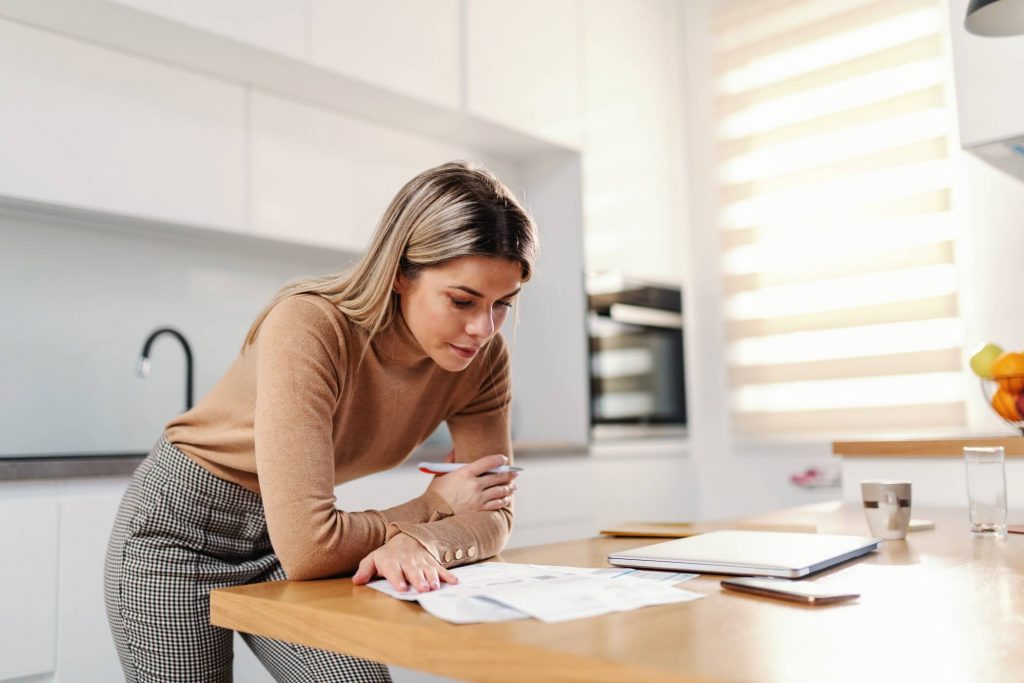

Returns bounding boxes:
[467,310,495,338]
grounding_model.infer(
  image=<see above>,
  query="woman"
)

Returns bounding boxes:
[104,160,536,683]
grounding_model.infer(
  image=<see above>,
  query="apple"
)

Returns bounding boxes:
[970,342,1004,379]
[1017,393,1024,419]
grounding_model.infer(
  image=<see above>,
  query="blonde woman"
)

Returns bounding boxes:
[104,161,536,682]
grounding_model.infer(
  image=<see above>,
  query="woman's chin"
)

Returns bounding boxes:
[431,347,475,372]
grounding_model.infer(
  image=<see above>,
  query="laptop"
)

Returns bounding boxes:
[607,530,881,578]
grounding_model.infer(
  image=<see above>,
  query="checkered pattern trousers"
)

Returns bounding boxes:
[104,435,391,683]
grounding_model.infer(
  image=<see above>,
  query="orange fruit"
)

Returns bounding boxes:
[991,352,1024,392]
[992,387,1022,422]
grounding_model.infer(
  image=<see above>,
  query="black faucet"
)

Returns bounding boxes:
[137,328,194,411]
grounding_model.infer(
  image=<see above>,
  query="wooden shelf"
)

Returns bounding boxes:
[833,435,1024,458]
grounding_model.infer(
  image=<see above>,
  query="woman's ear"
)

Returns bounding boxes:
[393,270,406,295]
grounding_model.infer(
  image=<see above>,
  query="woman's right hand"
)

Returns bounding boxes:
[426,451,517,514]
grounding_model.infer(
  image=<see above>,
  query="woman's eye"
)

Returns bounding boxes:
[449,297,473,309]
[496,300,513,309]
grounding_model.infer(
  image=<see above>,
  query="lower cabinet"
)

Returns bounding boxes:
[54,479,130,683]
[0,483,59,681]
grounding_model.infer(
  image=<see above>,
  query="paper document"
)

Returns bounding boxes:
[367,562,701,624]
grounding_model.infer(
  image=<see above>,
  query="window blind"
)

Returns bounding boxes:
[710,0,965,437]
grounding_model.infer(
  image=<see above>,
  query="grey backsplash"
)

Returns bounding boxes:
[0,209,361,457]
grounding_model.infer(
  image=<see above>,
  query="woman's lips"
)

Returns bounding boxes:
[448,343,479,359]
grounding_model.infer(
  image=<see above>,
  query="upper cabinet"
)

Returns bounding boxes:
[249,91,493,252]
[0,18,246,231]
[579,0,685,283]
[108,0,309,61]
[947,0,1024,178]
[309,0,462,110]
[0,0,584,240]
[465,0,583,149]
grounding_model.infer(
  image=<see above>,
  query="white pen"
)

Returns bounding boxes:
[417,461,523,475]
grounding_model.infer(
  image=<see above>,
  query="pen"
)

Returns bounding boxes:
[417,461,523,475]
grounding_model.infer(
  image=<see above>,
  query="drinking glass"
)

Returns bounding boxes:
[963,446,1008,536]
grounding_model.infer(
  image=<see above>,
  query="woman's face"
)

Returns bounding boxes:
[395,255,523,371]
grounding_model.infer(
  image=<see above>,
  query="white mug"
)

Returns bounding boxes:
[860,480,912,540]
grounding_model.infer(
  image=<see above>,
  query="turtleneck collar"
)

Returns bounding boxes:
[372,307,431,367]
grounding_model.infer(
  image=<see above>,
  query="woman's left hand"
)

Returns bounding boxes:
[351,533,459,593]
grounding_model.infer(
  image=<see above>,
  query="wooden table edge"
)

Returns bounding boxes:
[210,582,712,683]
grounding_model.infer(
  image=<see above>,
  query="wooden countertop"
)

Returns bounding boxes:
[210,503,1024,683]
[833,434,1024,457]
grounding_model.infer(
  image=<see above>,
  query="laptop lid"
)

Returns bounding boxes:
[607,530,881,578]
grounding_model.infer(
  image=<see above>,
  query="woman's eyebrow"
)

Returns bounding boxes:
[449,285,522,299]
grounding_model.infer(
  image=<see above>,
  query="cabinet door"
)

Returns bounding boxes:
[465,0,583,148]
[580,0,685,282]
[0,484,59,681]
[249,91,477,252]
[107,0,308,61]
[309,0,461,110]
[55,480,127,683]
[0,19,246,231]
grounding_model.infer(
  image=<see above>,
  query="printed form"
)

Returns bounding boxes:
[367,562,702,624]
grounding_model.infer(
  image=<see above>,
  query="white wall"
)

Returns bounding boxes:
[0,212,350,456]
[954,152,1024,431]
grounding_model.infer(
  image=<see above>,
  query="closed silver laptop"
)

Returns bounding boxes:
[607,530,881,578]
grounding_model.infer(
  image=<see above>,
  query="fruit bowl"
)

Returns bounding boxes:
[980,374,1024,436]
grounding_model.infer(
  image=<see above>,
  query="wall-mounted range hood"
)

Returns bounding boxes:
[949,0,1024,179]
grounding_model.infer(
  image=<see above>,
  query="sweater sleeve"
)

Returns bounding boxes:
[254,296,450,581]
[385,335,514,567]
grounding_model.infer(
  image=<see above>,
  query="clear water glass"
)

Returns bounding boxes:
[963,446,1008,536]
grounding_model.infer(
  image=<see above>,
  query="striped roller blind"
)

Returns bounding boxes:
[711,0,965,437]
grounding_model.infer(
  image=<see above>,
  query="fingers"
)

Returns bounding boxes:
[483,495,514,511]
[481,482,516,503]
[351,555,377,586]
[476,471,517,488]
[438,566,460,585]
[463,453,508,475]
[423,566,441,591]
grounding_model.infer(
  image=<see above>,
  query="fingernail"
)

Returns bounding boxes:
[432,581,440,589]
[502,455,509,463]
[398,583,407,591]
[511,483,518,490]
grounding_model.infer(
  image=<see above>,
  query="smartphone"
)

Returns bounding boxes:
[720,577,859,605]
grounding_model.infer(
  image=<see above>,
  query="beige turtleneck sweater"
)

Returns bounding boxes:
[165,293,513,580]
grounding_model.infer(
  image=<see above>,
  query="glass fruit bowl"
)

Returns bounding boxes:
[980,374,1024,436]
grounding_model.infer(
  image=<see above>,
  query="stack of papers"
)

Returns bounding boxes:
[366,562,702,624]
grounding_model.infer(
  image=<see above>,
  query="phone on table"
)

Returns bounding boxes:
[720,577,859,605]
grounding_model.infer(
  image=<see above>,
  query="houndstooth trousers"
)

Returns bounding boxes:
[104,435,392,683]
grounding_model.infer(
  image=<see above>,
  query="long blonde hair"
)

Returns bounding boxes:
[243,160,538,349]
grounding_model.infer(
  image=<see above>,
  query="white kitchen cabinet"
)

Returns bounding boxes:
[107,0,309,61]
[0,483,59,681]
[54,480,126,683]
[309,0,461,110]
[580,0,686,283]
[249,91,500,252]
[465,0,583,149]
[0,18,246,232]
